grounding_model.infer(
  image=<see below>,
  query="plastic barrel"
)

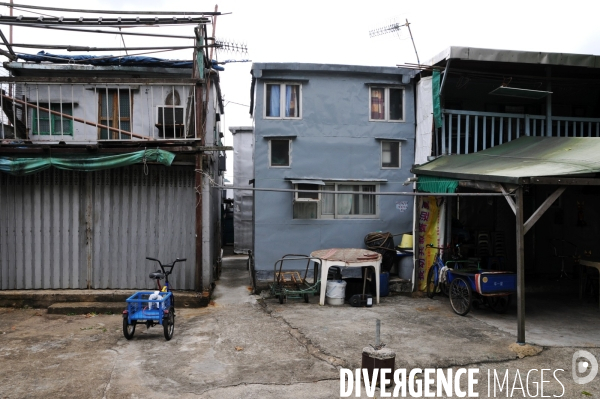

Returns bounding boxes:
[371,272,390,297]
[326,280,347,305]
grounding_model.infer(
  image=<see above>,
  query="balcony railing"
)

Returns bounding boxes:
[437,109,600,156]
[0,82,200,142]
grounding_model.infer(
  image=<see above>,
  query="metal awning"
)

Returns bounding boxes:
[289,179,325,185]
[412,136,600,184]
[412,136,600,345]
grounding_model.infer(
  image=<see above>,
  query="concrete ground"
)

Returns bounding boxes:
[1,254,600,398]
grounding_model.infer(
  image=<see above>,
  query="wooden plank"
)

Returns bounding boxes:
[2,93,152,140]
[0,77,201,84]
[0,3,221,15]
[11,43,198,51]
[523,186,566,234]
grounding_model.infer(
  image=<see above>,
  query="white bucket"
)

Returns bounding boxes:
[326,280,346,306]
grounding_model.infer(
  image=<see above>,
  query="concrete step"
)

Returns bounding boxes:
[48,301,126,315]
[0,289,209,309]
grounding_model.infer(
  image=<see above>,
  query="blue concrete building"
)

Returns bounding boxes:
[250,63,417,279]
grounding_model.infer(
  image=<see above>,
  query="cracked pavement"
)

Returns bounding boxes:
[1,256,599,398]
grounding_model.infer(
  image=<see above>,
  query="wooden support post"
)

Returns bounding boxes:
[195,152,203,291]
[524,186,566,234]
[515,186,526,344]
[501,184,516,215]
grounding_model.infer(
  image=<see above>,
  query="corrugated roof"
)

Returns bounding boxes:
[427,46,600,69]
[412,137,600,184]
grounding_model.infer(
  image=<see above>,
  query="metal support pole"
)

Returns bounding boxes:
[515,186,526,344]
[546,67,552,137]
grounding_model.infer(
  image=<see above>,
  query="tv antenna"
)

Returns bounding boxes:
[369,18,420,66]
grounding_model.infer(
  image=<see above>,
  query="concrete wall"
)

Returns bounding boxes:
[231,126,254,254]
[252,63,416,277]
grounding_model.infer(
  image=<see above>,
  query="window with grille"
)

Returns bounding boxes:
[98,90,132,139]
[32,103,73,135]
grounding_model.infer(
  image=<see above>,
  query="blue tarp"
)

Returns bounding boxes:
[17,51,224,70]
[18,51,193,68]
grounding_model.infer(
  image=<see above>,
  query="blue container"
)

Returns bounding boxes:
[370,272,390,297]
[125,291,172,325]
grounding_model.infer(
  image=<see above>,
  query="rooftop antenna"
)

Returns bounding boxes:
[369,18,420,66]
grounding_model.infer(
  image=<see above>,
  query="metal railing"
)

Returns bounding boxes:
[437,109,600,156]
[0,82,200,142]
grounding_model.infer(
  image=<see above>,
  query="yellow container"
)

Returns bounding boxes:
[399,234,413,250]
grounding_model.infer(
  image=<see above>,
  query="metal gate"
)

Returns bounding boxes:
[0,165,196,290]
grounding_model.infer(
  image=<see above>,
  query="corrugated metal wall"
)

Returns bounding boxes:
[0,170,87,289]
[0,165,196,290]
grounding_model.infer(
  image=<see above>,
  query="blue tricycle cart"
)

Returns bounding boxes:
[123,291,174,340]
[122,257,186,341]
[447,269,516,316]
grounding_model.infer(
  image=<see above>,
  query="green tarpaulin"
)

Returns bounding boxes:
[0,149,175,176]
[416,175,458,193]
[432,69,443,130]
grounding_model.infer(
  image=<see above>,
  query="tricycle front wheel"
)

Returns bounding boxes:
[449,277,472,316]
[123,318,136,340]
[163,307,175,341]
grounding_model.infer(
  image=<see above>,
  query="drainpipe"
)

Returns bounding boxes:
[202,158,211,290]
[195,152,203,291]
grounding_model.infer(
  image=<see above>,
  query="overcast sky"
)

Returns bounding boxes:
[4,1,600,180]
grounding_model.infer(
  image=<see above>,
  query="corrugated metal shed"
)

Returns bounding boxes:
[0,165,196,290]
[412,136,600,184]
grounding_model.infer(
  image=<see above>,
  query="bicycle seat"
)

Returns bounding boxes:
[149,271,165,280]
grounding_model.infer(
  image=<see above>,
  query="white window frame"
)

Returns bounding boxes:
[263,82,302,120]
[369,86,405,122]
[294,183,320,202]
[292,182,380,220]
[268,139,291,168]
[381,140,401,169]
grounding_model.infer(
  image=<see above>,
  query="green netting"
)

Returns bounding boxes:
[0,149,175,176]
[432,69,443,129]
[416,175,458,193]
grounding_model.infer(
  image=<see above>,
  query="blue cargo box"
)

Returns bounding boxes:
[125,291,172,324]
[474,271,516,294]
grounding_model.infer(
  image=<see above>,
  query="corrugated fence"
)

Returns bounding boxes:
[0,165,196,290]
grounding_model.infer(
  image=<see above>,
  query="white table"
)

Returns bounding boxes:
[579,259,600,309]
[310,248,382,306]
